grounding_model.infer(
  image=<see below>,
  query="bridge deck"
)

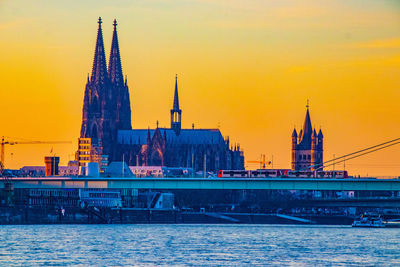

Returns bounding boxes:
[1,177,400,191]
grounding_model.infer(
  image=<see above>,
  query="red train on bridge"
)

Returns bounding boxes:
[218,169,349,178]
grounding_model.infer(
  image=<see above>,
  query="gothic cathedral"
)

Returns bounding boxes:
[79,18,244,172]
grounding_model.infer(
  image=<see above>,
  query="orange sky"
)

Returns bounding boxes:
[1,0,400,176]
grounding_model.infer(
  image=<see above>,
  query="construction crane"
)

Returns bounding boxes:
[0,136,71,171]
[247,154,272,169]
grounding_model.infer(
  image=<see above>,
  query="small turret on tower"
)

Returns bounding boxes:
[318,129,323,143]
[317,128,324,166]
[291,128,298,170]
[292,128,298,141]
[292,128,298,150]
[312,129,317,141]
[311,129,317,169]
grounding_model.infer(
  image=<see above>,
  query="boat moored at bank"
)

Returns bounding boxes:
[352,214,385,228]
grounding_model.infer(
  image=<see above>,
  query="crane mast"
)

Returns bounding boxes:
[247,154,271,169]
[0,137,6,173]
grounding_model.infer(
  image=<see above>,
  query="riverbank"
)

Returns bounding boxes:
[0,207,354,225]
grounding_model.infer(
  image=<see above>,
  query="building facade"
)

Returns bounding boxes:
[291,105,323,171]
[79,18,244,173]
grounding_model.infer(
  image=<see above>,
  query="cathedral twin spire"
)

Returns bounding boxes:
[86,17,183,140]
[91,17,126,86]
[108,19,124,86]
[81,17,131,145]
[91,17,131,130]
[91,17,108,84]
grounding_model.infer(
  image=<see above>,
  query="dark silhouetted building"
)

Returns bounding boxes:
[291,105,323,171]
[44,156,60,176]
[78,18,244,172]
[80,18,131,160]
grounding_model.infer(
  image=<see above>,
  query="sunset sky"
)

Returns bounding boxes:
[1,0,400,176]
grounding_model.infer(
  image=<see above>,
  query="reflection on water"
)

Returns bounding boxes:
[1,224,400,266]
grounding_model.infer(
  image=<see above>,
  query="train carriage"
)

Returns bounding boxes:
[218,169,348,178]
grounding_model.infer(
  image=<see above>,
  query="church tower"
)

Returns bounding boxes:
[170,75,182,135]
[80,17,120,158]
[108,19,132,131]
[291,103,323,171]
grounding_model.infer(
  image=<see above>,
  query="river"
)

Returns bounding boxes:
[1,224,400,266]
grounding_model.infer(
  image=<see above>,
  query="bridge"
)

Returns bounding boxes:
[1,177,400,191]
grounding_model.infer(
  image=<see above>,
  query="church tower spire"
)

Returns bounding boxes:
[173,74,180,111]
[170,74,182,135]
[108,19,132,130]
[80,17,115,158]
[91,17,108,84]
[108,19,123,86]
[298,101,312,148]
[291,101,324,171]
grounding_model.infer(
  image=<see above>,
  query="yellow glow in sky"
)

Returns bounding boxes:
[1,0,400,176]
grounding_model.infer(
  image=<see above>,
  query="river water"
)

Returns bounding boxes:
[1,224,400,266]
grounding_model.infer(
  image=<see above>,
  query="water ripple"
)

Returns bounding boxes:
[0,225,400,266]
